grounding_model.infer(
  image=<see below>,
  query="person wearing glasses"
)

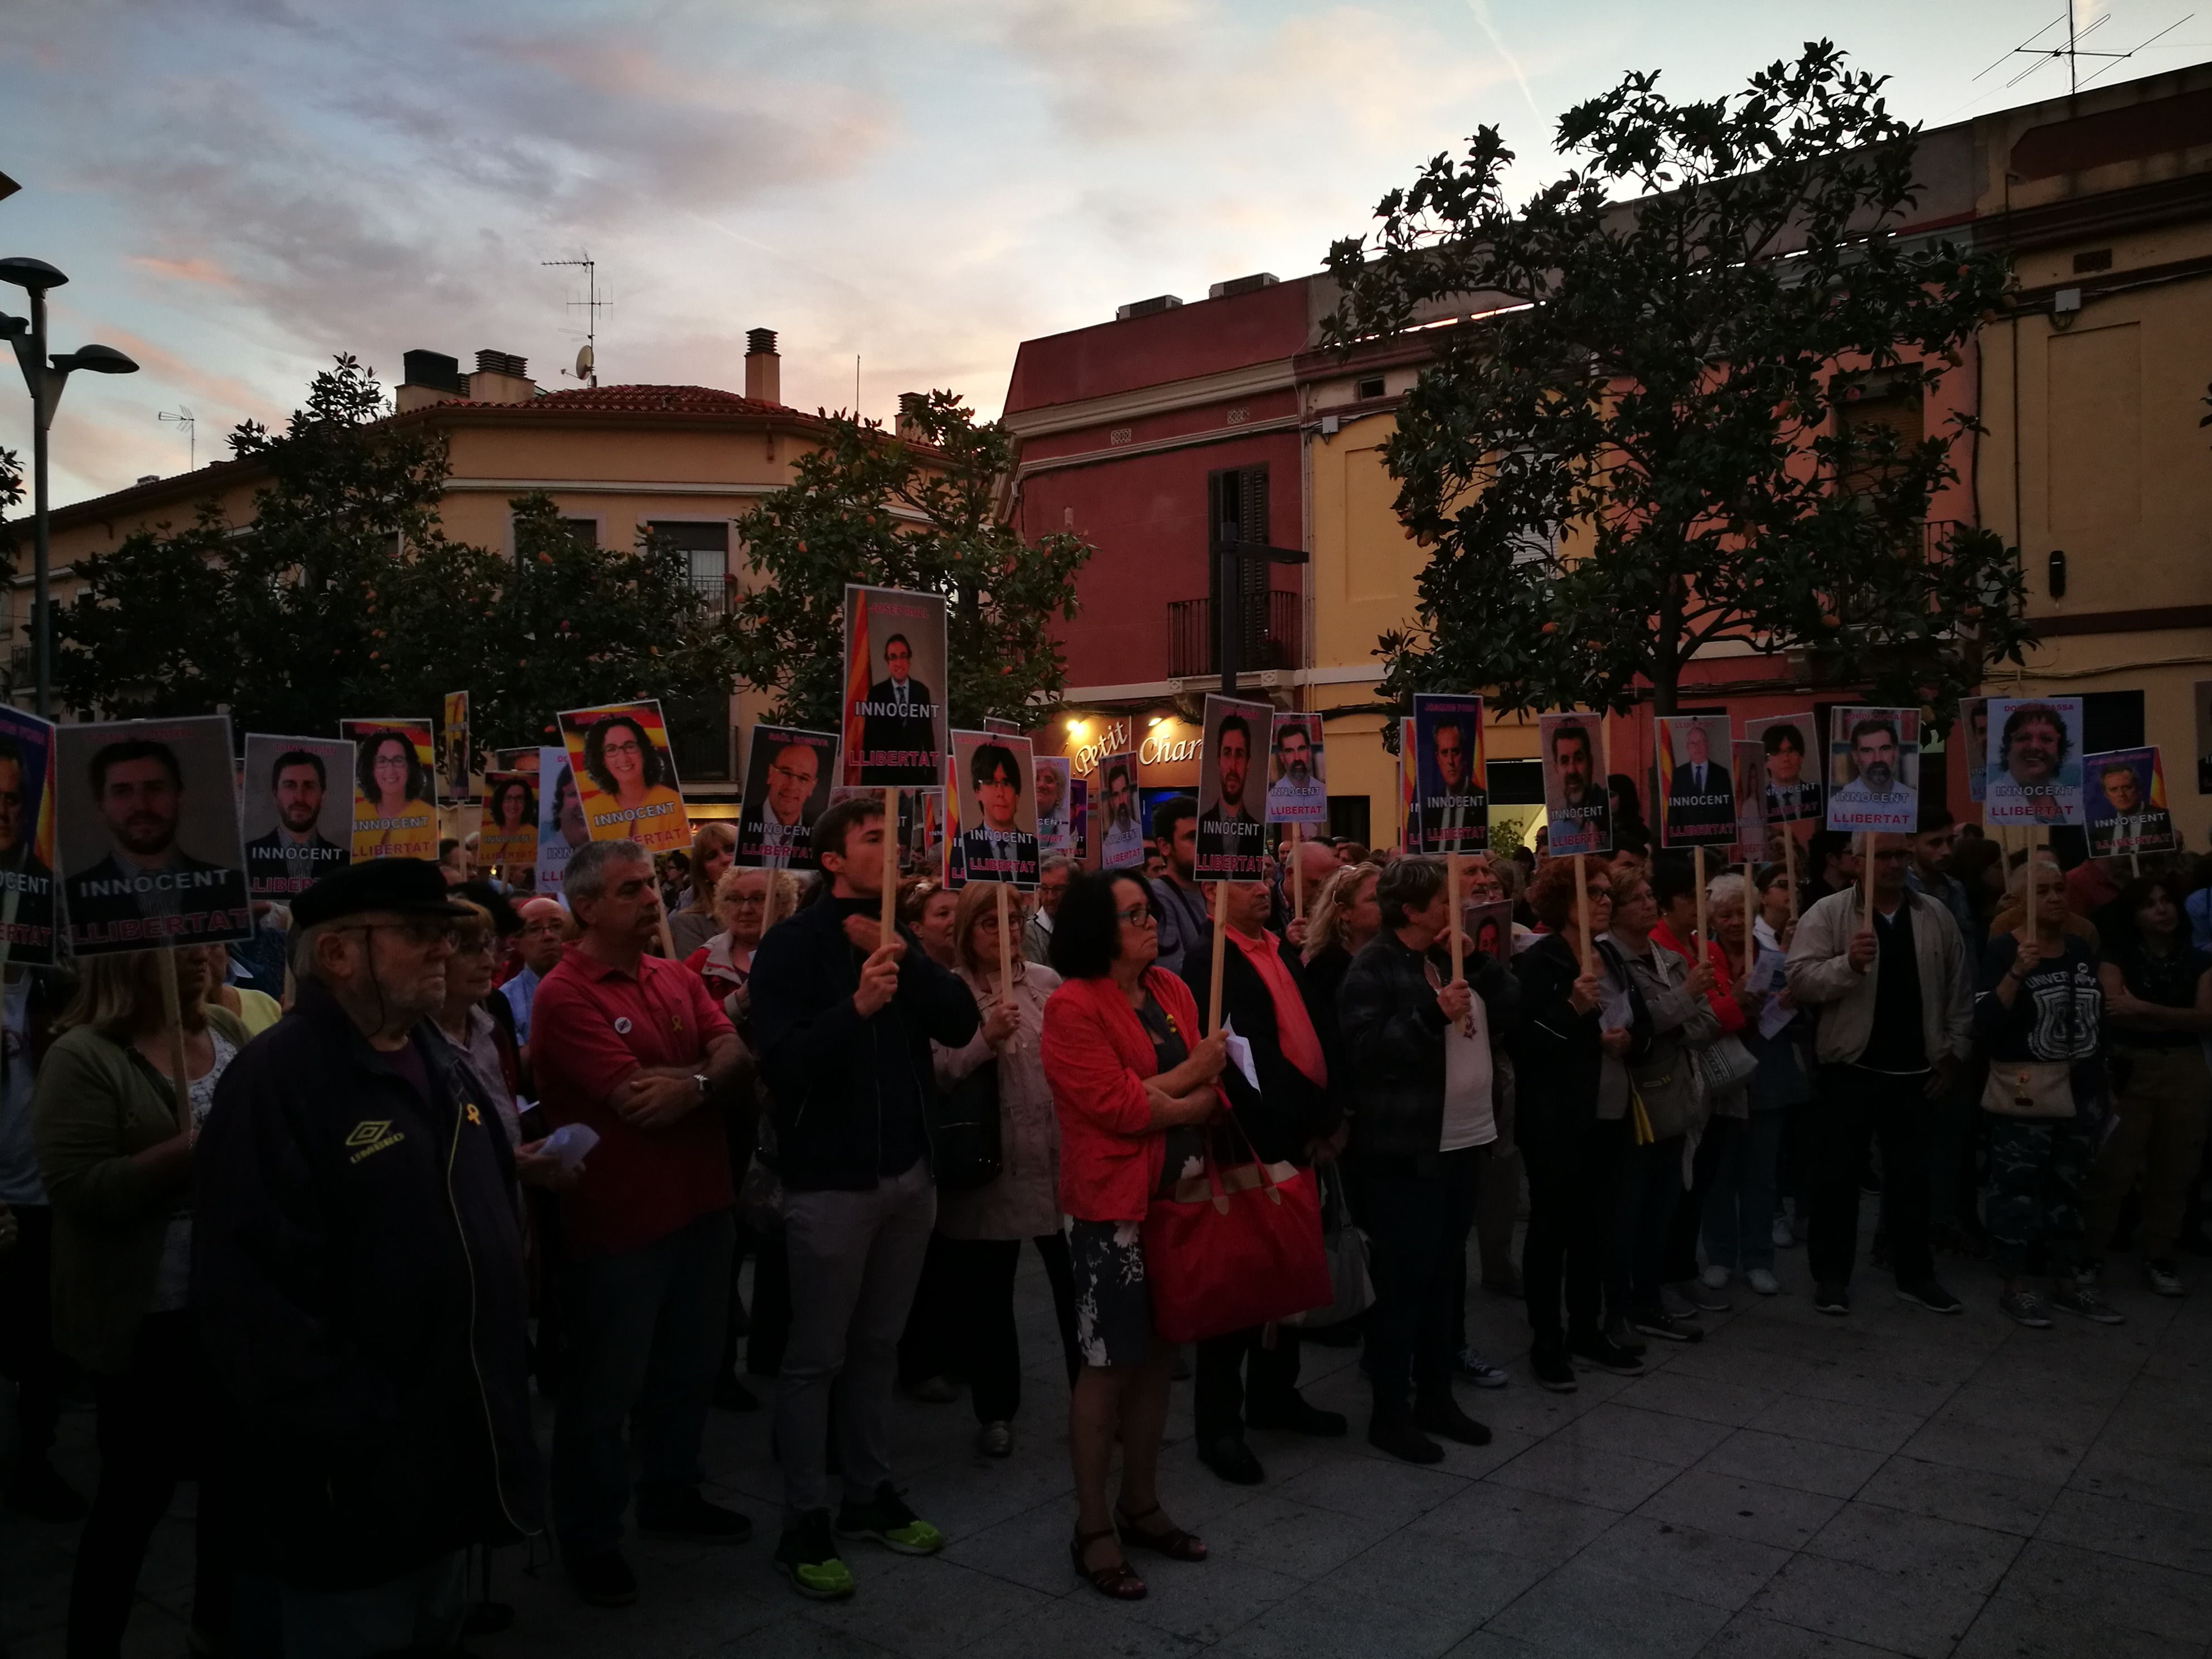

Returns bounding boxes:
[1784,831,1972,1319]
[527,840,751,1607]
[1041,869,1225,1600]
[192,857,541,1655]
[579,714,685,833]
[500,896,571,1054]
[668,823,737,958]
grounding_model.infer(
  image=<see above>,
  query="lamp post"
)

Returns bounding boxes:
[0,256,139,716]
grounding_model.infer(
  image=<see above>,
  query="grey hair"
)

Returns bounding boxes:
[564,838,652,905]
[1375,855,1447,930]
[1705,872,1748,910]
[290,920,335,984]
[1040,853,1079,880]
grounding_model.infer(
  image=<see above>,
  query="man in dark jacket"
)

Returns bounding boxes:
[749,797,979,1602]
[193,858,541,1655]
[1338,855,1519,1464]
[1180,877,1346,1486]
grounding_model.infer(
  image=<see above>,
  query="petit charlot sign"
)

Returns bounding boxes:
[1069,717,1205,778]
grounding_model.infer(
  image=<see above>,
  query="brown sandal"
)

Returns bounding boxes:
[1070,1527,1147,1599]
[1114,1503,1208,1562]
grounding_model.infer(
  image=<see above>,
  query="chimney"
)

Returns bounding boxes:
[396,348,467,413]
[466,348,535,406]
[136,474,159,486]
[744,328,780,404]
[895,391,926,440]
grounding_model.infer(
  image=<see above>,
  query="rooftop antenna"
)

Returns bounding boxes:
[542,255,607,386]
[1975,0,2193,95]
[157,405,196,470]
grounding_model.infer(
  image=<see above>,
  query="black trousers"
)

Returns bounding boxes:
[1609,1135,1684,1316]
[1810,1064,1935,1288]
[933,1233,1079,1424]
[746,1225,794,1378]
[896,1231,961,1388]
[1358,1147,1484,1422]
[1662,1118,1736,1285]
[1194,1324,1303,1446]
[0,1202,63,1469]
[1521,1117,1627,1348]
[69,1311,232,1659]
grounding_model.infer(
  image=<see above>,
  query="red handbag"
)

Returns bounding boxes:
[1141,1126,1332,1345]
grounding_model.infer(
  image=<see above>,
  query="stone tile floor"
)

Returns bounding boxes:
[4,1225,2210,1658]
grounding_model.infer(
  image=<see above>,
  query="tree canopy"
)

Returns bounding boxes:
[729,391,1090,732]
[1325,41,2031,720]
[50,356,743,749]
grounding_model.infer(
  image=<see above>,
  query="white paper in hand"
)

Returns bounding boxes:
[1219,1018,1262,1092]
[1754,948,1793,1041]
[540,1121,600,1173]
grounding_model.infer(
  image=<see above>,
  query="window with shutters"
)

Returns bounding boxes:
[1837,375,1925,498]
[1209,465,1272,669]
[647,520,731,615]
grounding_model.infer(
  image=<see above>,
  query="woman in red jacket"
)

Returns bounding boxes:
[1041,870,1225,1601]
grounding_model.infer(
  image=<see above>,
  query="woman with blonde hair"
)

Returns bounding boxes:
[1301,862,1384,1010]
[929,882,1078,1458]
[669,821,738,957]
[35,949,250,1658]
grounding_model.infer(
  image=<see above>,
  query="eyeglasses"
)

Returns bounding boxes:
[601,739,643,758]
[1115,905,1155,926]
[728,892,767,906]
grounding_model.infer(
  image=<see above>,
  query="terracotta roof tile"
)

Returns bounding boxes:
[452,383,792,415]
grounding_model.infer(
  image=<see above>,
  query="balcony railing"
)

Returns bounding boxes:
[1167,590,1302,681]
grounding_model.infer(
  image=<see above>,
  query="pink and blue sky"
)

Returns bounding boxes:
[1,0,2202,505]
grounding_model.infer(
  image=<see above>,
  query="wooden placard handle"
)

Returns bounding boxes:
[1692,844,1707,963]
[994,880,1013,1036]
[1206,881,1228,1035]
[158,945,193,1137]
[1573,852,1593,978]
[1447,851,1464,984]
[880,785,899,947]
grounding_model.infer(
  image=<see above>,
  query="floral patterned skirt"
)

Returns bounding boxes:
[1063,1216,1151,1369]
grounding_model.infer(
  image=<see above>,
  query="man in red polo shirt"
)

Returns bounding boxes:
[530,840,747,1608]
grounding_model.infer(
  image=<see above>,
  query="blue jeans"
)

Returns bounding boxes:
[551,1209,734,1557]
[1702,1109,1786,1271]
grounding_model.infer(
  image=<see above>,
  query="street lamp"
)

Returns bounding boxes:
[0,256,139,716]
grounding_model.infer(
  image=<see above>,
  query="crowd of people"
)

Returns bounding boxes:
[0,780,2206,1653]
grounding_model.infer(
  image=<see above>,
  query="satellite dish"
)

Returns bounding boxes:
[575,343,594,379]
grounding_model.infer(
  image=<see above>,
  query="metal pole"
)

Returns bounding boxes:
[30,286,49,719]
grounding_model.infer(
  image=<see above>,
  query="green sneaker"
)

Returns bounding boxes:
[835,1483,945,1555]
[774,1510,856,1600]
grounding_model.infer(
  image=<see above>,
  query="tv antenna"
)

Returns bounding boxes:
[1975,1,2194,94]
[542,255,607,385]
[158,405,196,470]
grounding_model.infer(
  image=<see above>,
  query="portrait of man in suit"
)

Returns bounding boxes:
[245,747,348,896]
[64,738,248,935]
[861,633,938,774]
[1199,711,1258,827]
[1662,717,1736,839]
[954,740,1039,884]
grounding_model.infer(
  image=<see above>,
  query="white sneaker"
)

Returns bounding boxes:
[1699,1264,1730,1291]
[1771,1216,1796,1249]
[1747,1268,1781,1296]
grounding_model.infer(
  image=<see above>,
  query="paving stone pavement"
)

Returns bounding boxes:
[5,1224,2210,1659]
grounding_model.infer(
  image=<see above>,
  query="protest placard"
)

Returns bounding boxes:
[536,746,587,894]
[0,709,59,967]
[1412,694,1486,855]
[557,700,691,853]
[2084,746,2177,857]
[241,735,352,899]
[57,715,250,954]
[1657,714,1736,848]
[1195,695,1272,879]
[1035,755,1074,858]
[1095,752,1144,871]
[842,584,949,786]
[479,772,539,883]
[439,690,476,805]
[1265,712,1327,824]
[338,719,438,861]
[1745,713,1822,824]
[736,725,836,869]
[1538,713,1610,857]
[1825,707,1920,835]
[947,730,1040,888]
[1985,697,2085,826]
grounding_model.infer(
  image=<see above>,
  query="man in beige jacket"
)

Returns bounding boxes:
[1784,832,1973,1317]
